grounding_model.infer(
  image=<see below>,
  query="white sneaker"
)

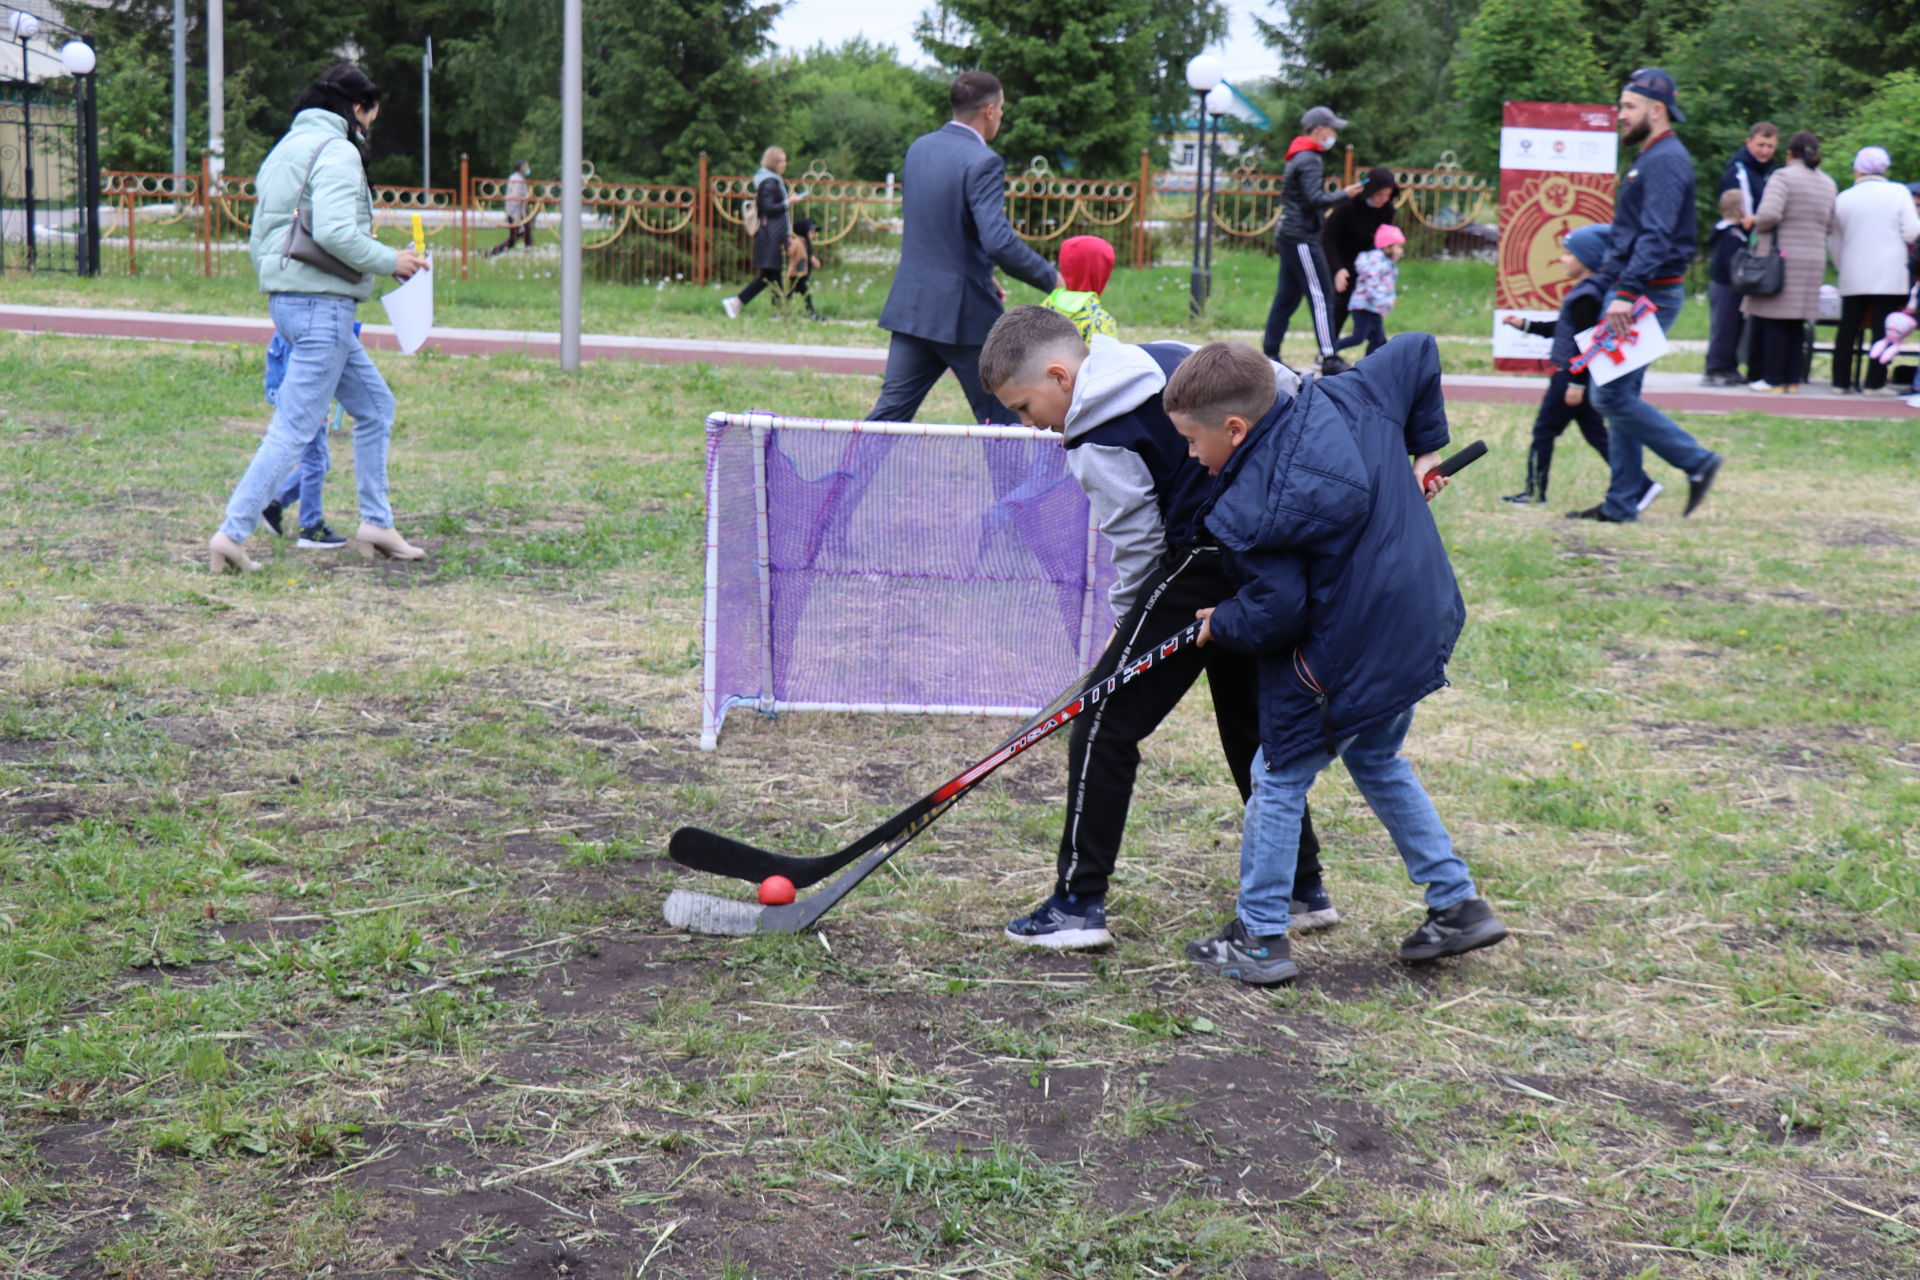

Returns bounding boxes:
[1747,379,1775,391]
[1636,480,1664,513]
[1905,394,1920,409]
[722,296,742,319]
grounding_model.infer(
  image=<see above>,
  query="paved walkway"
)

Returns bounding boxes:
[5,303,1915,421]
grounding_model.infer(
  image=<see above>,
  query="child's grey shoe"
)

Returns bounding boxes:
[1184,918,1297,985]
[1399,897,1508,963]
[1005,892,1112,949]
[1288,882,1341,932]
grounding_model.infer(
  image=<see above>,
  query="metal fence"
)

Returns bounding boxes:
[84,148,1495,284]
[1,74,100,274]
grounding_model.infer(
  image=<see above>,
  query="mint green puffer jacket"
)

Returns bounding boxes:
[247,109,399,300]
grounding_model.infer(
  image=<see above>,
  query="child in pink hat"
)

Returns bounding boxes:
[1336,224,1406,357]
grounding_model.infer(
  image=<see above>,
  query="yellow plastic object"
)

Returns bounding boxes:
[410,214,425,256]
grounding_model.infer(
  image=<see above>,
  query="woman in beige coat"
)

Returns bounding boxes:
[1743,131,1838,392]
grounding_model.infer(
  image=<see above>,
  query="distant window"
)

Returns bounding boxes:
[1176,142,1196,166]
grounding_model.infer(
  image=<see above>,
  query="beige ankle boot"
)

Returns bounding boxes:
[355,523,427,561]
[209,531,262,573]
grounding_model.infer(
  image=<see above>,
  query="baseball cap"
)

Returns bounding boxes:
[1622,68,1686,123]
[1301,105,1349,131]
[1562,223,1611,272]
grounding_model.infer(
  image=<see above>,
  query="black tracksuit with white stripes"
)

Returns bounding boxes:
[1056,547,1323,900]
[1054,339,1321,901]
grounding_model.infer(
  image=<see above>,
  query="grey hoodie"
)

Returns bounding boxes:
[1064,336,1303,617]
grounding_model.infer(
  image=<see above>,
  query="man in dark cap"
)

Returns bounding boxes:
[1567,69,1723,523]
[1262,105,1365,378]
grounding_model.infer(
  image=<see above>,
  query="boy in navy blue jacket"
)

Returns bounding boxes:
[978,306,1336,949]
[1163,336,1507,985]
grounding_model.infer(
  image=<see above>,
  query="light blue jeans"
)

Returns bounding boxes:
[271,427,331,527]
[1592,283,1718,521]
[1238,708,1477,935]
[220,293,394,542]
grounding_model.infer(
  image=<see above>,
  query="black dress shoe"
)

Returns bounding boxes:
[1565,504,1625,522]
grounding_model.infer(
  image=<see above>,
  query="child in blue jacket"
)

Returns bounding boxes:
[1162,336,1507,984]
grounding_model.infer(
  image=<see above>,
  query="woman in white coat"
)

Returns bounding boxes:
[1829,146,1920,392]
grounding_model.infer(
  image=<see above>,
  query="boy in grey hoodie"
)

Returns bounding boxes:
[977,306,1332,948]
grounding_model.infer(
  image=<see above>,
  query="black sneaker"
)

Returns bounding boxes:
[1318,355,1353,378]
[1289,881,1341,931]
[1399,897,1508,963]
[1565,504,1625,522]
[1502,491,1536,506]
[1184,918,1297,985]
[1684,453,1722,517]
[1005,892,1112,949]
[261,501,286,537]
[297,521,348,550]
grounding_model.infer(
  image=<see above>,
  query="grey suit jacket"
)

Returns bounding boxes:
[877,122,1058,346]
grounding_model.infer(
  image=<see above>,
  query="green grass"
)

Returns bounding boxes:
[0,333,1915,1277]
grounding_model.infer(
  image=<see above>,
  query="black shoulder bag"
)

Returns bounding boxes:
[1730,229,1785,297]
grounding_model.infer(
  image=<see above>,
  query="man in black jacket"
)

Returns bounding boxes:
[1262,106,1365,377]
[1718,122,1777,219]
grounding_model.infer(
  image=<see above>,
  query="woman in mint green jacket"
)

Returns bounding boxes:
[209,64,430,572]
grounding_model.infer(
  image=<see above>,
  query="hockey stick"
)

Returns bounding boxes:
[662,620,1206,935]
[1422,439,1487,496]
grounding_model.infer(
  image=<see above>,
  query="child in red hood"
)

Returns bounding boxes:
[1043,235,1118,341]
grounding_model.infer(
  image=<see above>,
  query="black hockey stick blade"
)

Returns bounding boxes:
[668,620,1206,891]
[663,813,928,935]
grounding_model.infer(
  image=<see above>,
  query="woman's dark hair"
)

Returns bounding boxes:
[793,216,818,238]
[295,63,382,129]
[1788,130,1820,166]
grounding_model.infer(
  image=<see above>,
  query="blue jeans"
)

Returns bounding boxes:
[1238,708,1477,936]
[1592,284,1717,521]
[220,293,395,542]
[272,424,331,526]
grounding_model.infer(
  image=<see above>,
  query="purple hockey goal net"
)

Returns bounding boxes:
[701,412,1116,748]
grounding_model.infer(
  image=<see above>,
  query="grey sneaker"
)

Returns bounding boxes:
[1005,892,1112,949]
[1289,882,1341,932]
[1184,918,1297,985]
[1399,897,1508,963]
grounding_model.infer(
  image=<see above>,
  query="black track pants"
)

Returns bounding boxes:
[1055,546,1322,900]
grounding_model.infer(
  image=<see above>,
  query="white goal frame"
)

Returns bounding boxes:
[700,412,1106,749]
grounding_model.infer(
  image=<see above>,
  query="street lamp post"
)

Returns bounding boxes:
[10,10,39,268]
[1202,82,1232,308]
[1184,54,1222,320]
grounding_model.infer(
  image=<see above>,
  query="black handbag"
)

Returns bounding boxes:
[279,140,367,284]
[1730,231,1785,297]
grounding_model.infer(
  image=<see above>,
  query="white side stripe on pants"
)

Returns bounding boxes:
[1297,241,1335,359]
[1060,547,1207,890]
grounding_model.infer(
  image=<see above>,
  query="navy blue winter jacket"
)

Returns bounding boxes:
[1600,131,1697,302]
[1202,333,1464,768]
[1548,275,1612,386]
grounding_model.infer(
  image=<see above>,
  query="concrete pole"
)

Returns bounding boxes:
[421,37,431,190]
[559,0,582,370]
[206,0,223,179]
[172,0,186,178]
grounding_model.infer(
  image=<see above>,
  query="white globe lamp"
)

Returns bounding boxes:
[60,40,96,75]
[9,11,42,40]
[1184,53,1223,93]
[1205,83,1233,116]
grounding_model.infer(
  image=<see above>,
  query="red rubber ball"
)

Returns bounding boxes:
[758,875,796,906]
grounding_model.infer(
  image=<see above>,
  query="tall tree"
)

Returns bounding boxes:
[438,0,788,182]
[1255,0,1478,167]
[915,0,1157,174]
[783,39,944,180]
[1450,0,1608,171]
[1144,0,1228,159]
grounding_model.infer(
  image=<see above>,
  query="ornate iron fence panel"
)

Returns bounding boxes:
[0,73,99,275]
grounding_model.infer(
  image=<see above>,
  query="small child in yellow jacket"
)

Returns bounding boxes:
[1043,235,1118,341]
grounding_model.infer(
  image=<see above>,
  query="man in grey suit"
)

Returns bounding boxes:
[869,71,1064,423]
